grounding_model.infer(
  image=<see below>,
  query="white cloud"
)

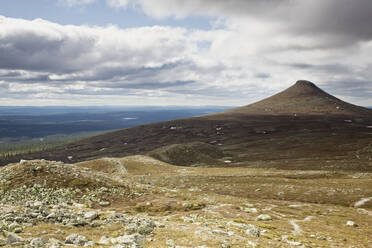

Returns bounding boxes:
[0,12,371,106]
[106,0,130,8]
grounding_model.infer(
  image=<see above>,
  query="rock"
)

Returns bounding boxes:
[0,238,7,246]
[282,235,302,246]
[245,224,260,237]
[7,232,24,245]
[257,214,272,221]
[98,236,111,245]
[247,241,257,248]
[212,229,230,236]
[99,201,110,207]
[111,234,146,247]
[33,201,44,209]
[84,211,98,221]
[110,245,126,248]
[166,239,175,247]
[48,238,63,248]
[346,220,358,227]
[73,203,86,208]
[30,237,49,247]
[221,241,231,248]
[65,234,88,246]
[85,241,95,246]
[126,220,155,235]
[8,222,22,232]
[241,207,258,213]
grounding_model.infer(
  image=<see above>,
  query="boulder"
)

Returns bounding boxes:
[65,233,88,246]
[7,232,24,245]
[256,214,272,221]
[84,211,98,222]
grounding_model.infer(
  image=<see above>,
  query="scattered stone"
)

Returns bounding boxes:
[48,238,63,248]
[257,214,272,221]
[65,234,88,246]
[99,201,110,207]
[212,229,232,236]
[282,235,302,246]
[8,222,22,233]
[241,207,258,213]
[30,237,48,247]
[98,236,111,245]
[346,220,358,227]
[0,238,6,246]
[111,234,146,247]
[221,241,231,248]
[126,219,155,235]
[73,203,86,208]
[246,241,257,248]
[85,240,95,246]
[166,239,175,247]
[84,211,98,221]
[245,224,260,237]
[7,232,24,245]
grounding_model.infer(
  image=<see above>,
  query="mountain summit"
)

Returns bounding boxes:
[220,80,371,116]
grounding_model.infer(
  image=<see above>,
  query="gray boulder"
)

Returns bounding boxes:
[7,232,24,245]
[65,233,88,246]
[30,237,49,247]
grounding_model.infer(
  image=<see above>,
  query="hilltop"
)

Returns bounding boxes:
[1,80,371,171]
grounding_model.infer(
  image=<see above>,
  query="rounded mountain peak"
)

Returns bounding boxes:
[295,80,316,87]
[283,80,326,98]
[214,80,372,117]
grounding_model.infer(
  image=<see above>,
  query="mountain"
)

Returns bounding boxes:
[1,80,372,170]
[210,80,372,117]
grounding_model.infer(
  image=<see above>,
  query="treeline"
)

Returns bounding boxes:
[0,131,103,158]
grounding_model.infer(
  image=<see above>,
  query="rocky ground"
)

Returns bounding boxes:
[0,158,371,247]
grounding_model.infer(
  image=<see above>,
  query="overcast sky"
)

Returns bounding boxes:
[0,0,371,106]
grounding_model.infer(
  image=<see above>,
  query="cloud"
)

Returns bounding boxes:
[0,16,195,74]
[106,0,130,8]
[0,13,371,106]
[106,0,372,47]
[60,0,95,6]
[323,79,372,98]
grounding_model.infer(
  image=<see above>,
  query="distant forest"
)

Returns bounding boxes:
[0,106,231,157]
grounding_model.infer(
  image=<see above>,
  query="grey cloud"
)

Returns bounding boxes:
[0,29,98,73]
[289,63,352,74]
[0,82,9,89]
[62,81,195,96]
[130,0,372,45]
[94,80,195,90]
[68,62,189,82]
[254,73,270,79]
[323,79,372,98]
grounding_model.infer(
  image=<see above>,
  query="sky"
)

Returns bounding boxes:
[0,0,371,106]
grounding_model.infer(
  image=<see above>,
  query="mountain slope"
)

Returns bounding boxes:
[1,80,372,170]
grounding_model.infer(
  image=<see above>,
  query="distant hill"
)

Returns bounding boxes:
[2,80,372,171]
